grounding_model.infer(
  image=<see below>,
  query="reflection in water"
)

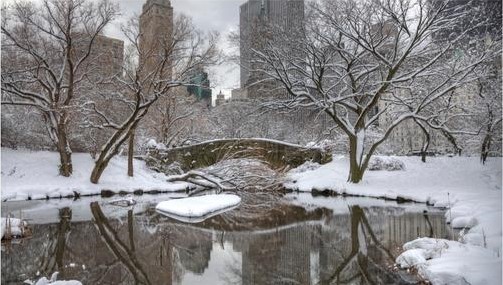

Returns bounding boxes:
[1,197,449,285]
[91,202,151,284]
[40,207,72,275]
[322,206,396,284]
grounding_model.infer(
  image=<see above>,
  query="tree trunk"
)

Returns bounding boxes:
[128,128,135,177]
[90,154,112,184]
[415,119,430,163]
[90,115,145,184]
[480,133,491,165]
[348,135,366,183]
[57,124,73,177]
[41,207,72,273]
[348,163,365,183]
[441,129,462,156]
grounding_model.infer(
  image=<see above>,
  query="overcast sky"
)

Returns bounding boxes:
[107,0,243,99]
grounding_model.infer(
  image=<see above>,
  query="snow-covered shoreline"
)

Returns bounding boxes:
[285,155,502,285]
[1,148,189,201]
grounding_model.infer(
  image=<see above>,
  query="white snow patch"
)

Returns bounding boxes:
[24,272,82,285]
[156,194,241,222]
[1,148,189,201]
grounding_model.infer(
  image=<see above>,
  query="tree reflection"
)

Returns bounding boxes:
[90,202,151,284]
[322,206,397,285]
[40,207,72,275]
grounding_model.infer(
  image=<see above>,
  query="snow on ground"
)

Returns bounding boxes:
[285,155,502,285]
[24,272,82,285]
[1,148,189,201]
[156,194,241,223]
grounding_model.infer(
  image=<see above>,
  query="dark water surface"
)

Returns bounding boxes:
[1,193,450,284]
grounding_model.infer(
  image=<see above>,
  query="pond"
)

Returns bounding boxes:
[1,193,451,285]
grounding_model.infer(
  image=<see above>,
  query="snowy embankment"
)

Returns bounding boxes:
[1,148,189,201]
[285,156,502,285]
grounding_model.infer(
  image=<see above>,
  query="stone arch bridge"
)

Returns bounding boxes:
[143,138,332,172]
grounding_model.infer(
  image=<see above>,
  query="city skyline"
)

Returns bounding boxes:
[109,0,242,102]
[2,0,242,100]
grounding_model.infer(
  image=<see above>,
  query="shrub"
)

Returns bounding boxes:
[368,157,405,171]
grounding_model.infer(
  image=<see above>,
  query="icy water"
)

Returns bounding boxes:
[1,193,450,285]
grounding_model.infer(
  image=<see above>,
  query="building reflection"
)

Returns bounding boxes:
[1,201,449,285]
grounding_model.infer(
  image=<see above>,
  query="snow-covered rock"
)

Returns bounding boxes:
[156,194,241,223]
[145,139,158,149]
[396,238,449,268]
[144,139,167,150]
[397,238,501,285]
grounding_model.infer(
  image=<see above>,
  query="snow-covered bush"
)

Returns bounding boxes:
[367,157,405,171]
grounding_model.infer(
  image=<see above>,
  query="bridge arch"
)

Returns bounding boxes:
[144,138,332,172]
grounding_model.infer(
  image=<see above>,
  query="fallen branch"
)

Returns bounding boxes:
[166,170,235,192]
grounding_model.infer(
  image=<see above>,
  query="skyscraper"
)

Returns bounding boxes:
[139,0,174,79]
[87,35,124,80]
[239,0,304,99]
[186,68,212,107]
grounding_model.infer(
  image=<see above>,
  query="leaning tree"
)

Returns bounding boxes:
[250,0,500,182]
[83,14,219,184]
[1,0,118,176]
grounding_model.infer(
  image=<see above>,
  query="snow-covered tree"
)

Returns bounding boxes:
[1,0,118,176]
[250,0,500,182]
[84,15,218,184]
[475,71,502,164]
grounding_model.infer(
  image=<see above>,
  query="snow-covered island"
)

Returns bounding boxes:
[156,194,242,223]
[285,156,502,285]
